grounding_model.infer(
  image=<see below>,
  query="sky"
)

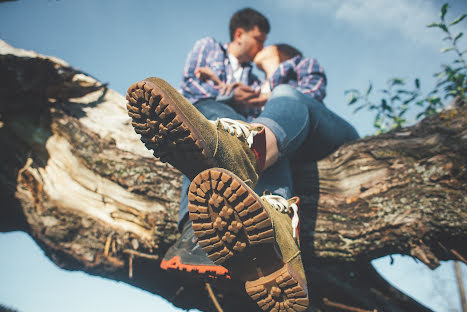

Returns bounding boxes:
[0,0,466,311]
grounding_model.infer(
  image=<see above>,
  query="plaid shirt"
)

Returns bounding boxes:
[180,37,262,118]
[269,55,327,102]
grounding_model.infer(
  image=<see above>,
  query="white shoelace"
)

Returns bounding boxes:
[210,118,258,148]
[262,194,300,239]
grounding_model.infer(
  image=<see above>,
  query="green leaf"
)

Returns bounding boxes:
[400,104,408,111]
[390,95,401,102]
[344,89,359,95]
[415,78,420,89]
[427,22,443,28]
[396,89,410,94]
[450,14,466,26]
[435,71,446,81]
[366,83,373,96]
[454,32,463,44]
[441,47,454,53]
[441,3,449,21]
[374,115,382,128]
[390,78,404,86]
[348,94,358,105]
[353,105,365,113]
[427,22,448,32]
[381,99,391,111]
[403,95,417,105]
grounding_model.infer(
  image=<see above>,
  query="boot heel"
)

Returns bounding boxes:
[245,264,308,312]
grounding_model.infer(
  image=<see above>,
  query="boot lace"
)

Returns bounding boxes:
[211,118,258,148]
[261,194,300,238]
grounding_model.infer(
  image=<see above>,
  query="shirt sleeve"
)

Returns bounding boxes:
[181,37,221,101]
[295,57,327,101]
[269,56,327,102]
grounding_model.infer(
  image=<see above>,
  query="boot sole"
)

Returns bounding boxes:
[126,79,215,179]
[188,168,309,312]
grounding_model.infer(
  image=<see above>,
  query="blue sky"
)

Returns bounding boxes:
[0,0,466,311]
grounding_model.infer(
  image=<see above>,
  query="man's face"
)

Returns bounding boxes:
[237,26,267,63]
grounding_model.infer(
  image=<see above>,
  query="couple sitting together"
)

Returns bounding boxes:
[126,7,359,312]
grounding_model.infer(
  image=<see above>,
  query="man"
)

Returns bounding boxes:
[181,7,269,120]
[143,7,271,278]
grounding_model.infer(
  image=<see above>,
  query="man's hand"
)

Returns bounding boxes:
[220,83,260,106]
[244,92,270,107]
[219,82,240,96]
[195,67,224,86]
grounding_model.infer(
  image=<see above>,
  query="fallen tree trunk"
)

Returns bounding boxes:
[0,39,465,311]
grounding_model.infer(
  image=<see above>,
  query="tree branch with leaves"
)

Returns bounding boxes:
[346,3,466,134]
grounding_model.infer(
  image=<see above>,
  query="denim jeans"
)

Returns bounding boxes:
[178,85,359,229]
[254,84,360,160]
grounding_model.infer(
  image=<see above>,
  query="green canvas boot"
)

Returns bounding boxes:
[126,78,266,188]
[188,168,308,312]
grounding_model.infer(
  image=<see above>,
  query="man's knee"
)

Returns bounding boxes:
[271,84,297,96]
[270,84,302,99]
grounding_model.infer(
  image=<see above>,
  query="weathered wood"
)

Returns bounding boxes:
[1,39,465,311]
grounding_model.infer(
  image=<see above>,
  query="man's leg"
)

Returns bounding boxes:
[180,100,295,228]
[254,84,359,163]
[178,99,247,230]
[254,84,311,161]
[162,98,250,275]
[126,78,264,185]
[297,95,360,160]
[188,168,308,311]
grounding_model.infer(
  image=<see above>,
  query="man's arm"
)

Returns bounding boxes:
[195,67,224,86]
[181,38,222,101]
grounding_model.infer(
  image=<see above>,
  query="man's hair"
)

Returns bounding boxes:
[229,8,270,41]
[276,44,302,62]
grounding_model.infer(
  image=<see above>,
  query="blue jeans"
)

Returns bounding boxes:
[254,84,360,160]
[178,85,359,229]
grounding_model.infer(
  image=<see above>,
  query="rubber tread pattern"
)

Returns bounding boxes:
[245,265,308,312]
[188,169,274,265]
[126,80,214,179]
[188,168,308,312]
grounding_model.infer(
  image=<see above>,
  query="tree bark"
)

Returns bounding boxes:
[1,39,465,312]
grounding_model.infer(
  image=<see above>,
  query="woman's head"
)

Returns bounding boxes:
[253,44,302,74]
[275,44,302,62]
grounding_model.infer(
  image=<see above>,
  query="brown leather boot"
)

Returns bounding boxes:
[126,78,265,188]
[188,168,308,312]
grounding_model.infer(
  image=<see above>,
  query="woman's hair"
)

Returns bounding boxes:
[276,44,302,62]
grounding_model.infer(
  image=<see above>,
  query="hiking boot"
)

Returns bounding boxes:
[187,168,308,312]
[126,77,266,188]
[160,220,229,277]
